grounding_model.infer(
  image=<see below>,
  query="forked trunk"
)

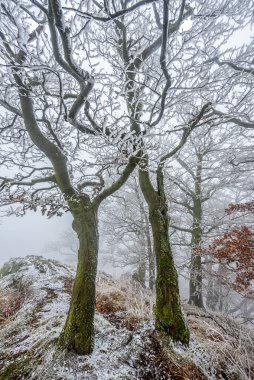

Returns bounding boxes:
[59,201,98,354]
[58,159,136,355]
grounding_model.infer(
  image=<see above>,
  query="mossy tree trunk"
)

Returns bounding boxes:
[189,154,204,308]
[57,158,136,354]
[16,71,102,355]
[139,166,189,344]
[6,1,139,356]
[145,214,155,291]
[59,196,99,354]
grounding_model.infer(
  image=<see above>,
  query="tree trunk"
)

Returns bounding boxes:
[189,252,203,307]
[133,244,147,287]
[59,198,98,354]
[189,201,204,308]
[145,214,155,291]
[206,259,220,311]
[139,167,189,344]
[189,154,204,308]
[136,183,155,290]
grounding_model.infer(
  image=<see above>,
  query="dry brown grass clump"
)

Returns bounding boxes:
[96,290,127,314]
[0,288,26,323]
[96,289,141,330]
[96,274,154,331]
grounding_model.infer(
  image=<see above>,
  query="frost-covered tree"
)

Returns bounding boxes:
[0,0,152,354]
[0,0,253,353]
[0,0,194,352]
[166,126,253,308]
[104,0,253,343]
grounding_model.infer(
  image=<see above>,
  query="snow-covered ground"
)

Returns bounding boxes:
[0,256,253,380]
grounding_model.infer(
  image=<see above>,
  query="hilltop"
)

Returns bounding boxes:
[0,256,253,380]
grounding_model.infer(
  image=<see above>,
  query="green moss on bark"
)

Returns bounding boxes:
[139,167,189,345]
[59,201,98,355]
[152,215,190,345]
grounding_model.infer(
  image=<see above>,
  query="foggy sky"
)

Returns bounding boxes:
[0,211,72,267]
[0,209,126,278]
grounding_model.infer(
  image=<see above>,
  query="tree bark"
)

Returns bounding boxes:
[189,154,204,308]
[189,199,204,307]
[136,182,155,290]
[59,197,99,354]
[139,167,189,344]
[145,214,155,291]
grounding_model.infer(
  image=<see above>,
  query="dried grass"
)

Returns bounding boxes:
[0,287,26,323]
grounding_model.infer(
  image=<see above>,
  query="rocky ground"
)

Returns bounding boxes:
[0,256,253,380]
